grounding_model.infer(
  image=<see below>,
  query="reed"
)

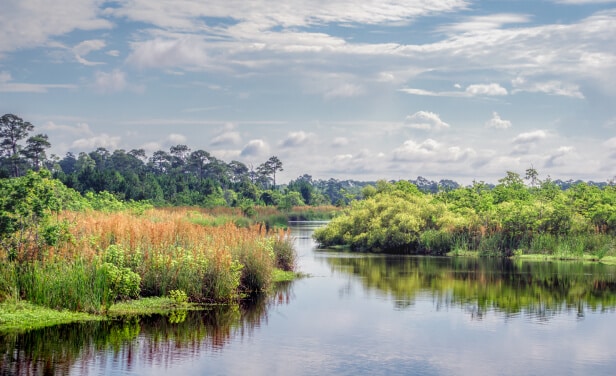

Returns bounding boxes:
[0,207,297,311]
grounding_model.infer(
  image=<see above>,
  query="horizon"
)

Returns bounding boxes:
[1,0,615,186]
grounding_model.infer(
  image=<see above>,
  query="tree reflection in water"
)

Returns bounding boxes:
[0,282,294,375]
[323,256,616,319]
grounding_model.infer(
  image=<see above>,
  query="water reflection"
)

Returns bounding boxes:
[322,255,616,319]
[0,282,294,375]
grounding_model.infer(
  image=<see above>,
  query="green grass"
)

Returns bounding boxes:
[107,296,199,316]
[272,268,304,282]
[0,301,101,333]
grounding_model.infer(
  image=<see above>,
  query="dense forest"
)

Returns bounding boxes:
[0,114,376,209]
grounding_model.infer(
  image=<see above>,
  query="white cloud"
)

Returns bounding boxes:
[42,121,93,135]
[0,0,112,53]
[512,77,584,98]
[485,112,512,129]
[302,73,365,99]
[93,69,128,93]
[332,137,349,147]
[111,0,468,32]
[73,39,106,66]
[440,13,531,33]
[166,133,187,144]
[401,83,507,98]
[0,70,77,93]
[325,83,365,99]
[71,134,121,150]
[241,139,269,157]
[211,131,241,146]
[513,130,548,144]
[392,139,441,161]
[280,131,315,148]
[545,146,574,167]
[127,36,210,69]
[604,137,616,148]
[392,138,475,163]
[465,83,508,96]
[106,50,120,57]
[405,111,450,130]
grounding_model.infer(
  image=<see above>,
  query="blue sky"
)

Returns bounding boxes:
[1,0,615,184]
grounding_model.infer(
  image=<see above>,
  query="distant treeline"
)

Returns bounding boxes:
[0,113,614,210]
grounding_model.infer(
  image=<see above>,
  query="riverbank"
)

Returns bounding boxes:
[444,249,616,264]
[0,269,303,333]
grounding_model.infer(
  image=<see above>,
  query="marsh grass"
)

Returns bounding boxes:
[0,207,297,313]
[0,300,100,332]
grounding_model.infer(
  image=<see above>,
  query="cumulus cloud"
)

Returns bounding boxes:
[211,131,241,146]
[485,112,512,129]
[545,146,574,167]
[211,123,241,146]
[280,131,315,148]
[392,138,475,163]
[93,69,127,93]
[405,111,450,130]
[513,130,547,144]
[166,133,187,144]
[71,134,121,150]
[241,139,269,157]
[466,83,508,96]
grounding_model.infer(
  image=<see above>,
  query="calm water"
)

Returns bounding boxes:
[2,221,616,375]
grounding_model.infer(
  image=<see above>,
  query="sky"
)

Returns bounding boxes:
[1,0,615,185]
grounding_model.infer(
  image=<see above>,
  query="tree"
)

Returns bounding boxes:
[169,144,191,170]
[0,114,34,177]
[149,150,171,174]
[525,166,540,188]
[257,156,284,189]
[188,149,211,179]
[22,133,51,171]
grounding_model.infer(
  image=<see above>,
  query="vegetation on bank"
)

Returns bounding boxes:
[0,171,299,324]
[314,172,616,259]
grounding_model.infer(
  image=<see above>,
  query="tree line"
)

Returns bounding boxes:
[0,114,374,209]
[1,113,614,211]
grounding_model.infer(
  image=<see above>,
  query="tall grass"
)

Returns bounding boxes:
[0,207,297,311]
[18,260,108,313]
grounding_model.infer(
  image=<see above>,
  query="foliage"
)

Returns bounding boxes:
[315,175,616,256]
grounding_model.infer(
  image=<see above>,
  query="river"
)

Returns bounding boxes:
[2,221,616,375]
